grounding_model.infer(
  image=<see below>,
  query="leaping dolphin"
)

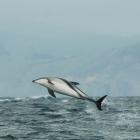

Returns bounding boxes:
[32,77,107,110]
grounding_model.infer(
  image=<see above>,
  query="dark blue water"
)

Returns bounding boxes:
[0,96,140,140]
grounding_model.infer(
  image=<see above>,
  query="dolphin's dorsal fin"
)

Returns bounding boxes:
[70,81,79,85]
[48,88,56,98]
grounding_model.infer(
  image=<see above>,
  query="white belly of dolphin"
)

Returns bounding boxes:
[45,78,83,98]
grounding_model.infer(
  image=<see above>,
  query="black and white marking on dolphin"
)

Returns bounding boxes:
[32,77,107,110]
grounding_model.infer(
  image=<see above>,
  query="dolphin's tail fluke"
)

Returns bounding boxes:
[95,95,107,110]
[86,95,107,110]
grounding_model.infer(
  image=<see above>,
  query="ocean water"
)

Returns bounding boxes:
[0,96,140,140]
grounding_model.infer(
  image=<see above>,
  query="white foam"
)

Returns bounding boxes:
[29,95,48,99]
[85,103,97,114]
[15,98,22,101]
[0,99,11,102]
[62,99,68,103]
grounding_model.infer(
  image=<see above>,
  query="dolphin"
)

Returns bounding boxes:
[32,77,107,110]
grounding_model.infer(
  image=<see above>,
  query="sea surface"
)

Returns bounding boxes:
[0,96,140,140]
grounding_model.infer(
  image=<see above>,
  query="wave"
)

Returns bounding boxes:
[0,97,22,102]
[0,134,16,140]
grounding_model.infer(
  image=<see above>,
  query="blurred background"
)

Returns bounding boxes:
[0,0,140,97]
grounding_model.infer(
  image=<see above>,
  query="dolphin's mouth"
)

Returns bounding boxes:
[32,79,42,85]
[32,78,42,83]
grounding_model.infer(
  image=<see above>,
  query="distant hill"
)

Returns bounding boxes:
[85,45,140,96]
[0,32,139,96]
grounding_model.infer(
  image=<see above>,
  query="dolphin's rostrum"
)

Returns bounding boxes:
[32,77,107,110]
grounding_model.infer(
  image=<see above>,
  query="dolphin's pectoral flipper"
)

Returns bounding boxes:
[47,88,56,98]
[70,82,79,85]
